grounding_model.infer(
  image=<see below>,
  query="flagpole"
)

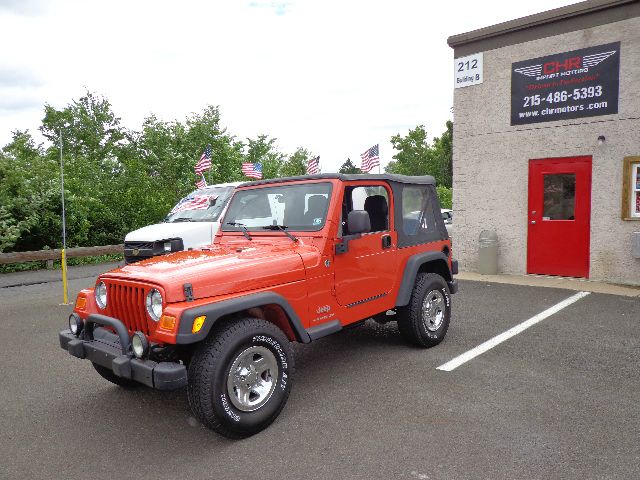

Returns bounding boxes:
[59,128,69,305]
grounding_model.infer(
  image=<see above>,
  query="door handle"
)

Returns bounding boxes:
[382,235,392,249]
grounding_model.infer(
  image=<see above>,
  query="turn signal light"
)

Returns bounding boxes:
[75,296,87,310]
[159,314,176,331]
[192,315,206,334]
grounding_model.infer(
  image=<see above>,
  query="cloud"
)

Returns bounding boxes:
[0,92,43,112]
[248,1,293,15]
[0,66,43,88]
[0,0,48,15]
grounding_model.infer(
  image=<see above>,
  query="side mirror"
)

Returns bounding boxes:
[347,210,371,235]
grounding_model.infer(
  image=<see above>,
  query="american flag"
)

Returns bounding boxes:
[242,162,263,179]
[360,144,380,173]
[170,194,216,214]
[306,156,320,175]
[195,145,212,174]
[195,174,207,189]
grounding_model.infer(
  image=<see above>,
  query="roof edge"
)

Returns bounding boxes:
[239,173,436,187]
[447,0,637,48]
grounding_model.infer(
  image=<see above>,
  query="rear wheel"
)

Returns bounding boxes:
[188,317,294,439]
[397,273,451,347]
[92,362,140,389]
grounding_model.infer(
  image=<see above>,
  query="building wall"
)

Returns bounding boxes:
[452,15,640,285]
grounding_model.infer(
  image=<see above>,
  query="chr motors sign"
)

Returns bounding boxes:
[511,42,620,125]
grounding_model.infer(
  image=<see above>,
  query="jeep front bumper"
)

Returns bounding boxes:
[59,314,187,390]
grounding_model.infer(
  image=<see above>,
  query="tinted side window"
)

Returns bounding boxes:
[391,181,447,247]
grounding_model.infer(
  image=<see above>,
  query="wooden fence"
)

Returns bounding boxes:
[0,245,123,265]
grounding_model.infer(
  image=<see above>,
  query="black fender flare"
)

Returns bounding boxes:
[175,291,311,344]
[395,252,453,307]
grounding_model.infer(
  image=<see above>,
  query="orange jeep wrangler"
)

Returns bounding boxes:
[60,174,458,438]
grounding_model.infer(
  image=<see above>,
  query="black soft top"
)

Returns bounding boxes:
[240,173,436,188]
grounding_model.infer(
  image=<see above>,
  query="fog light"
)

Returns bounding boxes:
[131,331,149,359]
[69,313,83,336]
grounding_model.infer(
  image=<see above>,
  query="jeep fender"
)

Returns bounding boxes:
[175,291,311,344]
[395,252,456,307]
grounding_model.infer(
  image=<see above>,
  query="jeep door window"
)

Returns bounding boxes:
[343,185,389,234]
[165,186,234,222]
[223,182,332,232]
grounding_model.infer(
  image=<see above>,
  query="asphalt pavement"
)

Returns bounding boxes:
[0,266,638,480]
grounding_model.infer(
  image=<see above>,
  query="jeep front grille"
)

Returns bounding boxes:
[105,282,155,335]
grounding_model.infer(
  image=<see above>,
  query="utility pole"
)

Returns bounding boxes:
[59,128,69,305]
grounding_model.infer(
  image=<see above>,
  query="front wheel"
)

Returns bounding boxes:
[187,317,294,439]
[397,273,451,347]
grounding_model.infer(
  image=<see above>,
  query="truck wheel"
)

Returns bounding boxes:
[188,317,294,439]
[397,273,451,347]
[92,362,140,389]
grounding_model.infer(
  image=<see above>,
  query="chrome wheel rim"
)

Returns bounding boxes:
[227,346,278,412]
[422,289,445,332]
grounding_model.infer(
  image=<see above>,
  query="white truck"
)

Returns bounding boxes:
[123,182,241,264]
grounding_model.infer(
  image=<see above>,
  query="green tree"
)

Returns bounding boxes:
[432,120,453,188]
[244,135,284,180]
[339,158,362,174]
[280,147,312,177]
[385,122,453,188]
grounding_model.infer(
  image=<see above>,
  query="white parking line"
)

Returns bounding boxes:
[437,291,591,372]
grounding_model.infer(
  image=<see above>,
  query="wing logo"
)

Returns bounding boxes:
[514,49,617,78]
[514,64,542,77]
[582,50,616,67]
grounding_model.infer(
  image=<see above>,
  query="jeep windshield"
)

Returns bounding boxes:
[222,182,332,232]
[165,186,235,223]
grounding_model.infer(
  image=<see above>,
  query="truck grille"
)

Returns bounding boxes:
[105,282,155,335]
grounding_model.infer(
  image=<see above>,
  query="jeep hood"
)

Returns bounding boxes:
[101,243,308,302]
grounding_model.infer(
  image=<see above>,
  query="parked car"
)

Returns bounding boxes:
[123,182,241,263]
[60,173,458,438]
[441,208,453,234]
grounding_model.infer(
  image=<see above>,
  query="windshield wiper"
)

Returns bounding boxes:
[260,225,298,243]
[171,217,195,222]
[226,222,252,241]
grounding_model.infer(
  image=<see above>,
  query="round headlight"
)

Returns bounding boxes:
[145,289,163,322]
[68,313,83,336]
[95,281,107,309]
[131,331,149,359]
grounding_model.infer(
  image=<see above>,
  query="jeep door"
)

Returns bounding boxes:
[333,183,398,310]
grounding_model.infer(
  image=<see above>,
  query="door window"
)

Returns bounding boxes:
[342,185,389,234]
[543,174,575,220]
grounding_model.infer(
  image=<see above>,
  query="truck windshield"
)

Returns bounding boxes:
[222,182,332,232]
[165,186,235,223]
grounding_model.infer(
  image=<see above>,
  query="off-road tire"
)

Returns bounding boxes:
[397,273,451,347]
[92,362,141,389]
[188,317,294,439]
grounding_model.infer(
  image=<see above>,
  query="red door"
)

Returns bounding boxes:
[527,156,592,278]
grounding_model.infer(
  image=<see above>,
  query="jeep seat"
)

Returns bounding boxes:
[364,195,388,232]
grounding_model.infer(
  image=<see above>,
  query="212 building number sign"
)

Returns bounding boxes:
[454,52,483,89]
[511,42,620,125]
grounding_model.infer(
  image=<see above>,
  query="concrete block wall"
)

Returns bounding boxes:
[452,16,640,285]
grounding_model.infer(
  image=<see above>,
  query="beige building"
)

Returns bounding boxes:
[448,0,640,285]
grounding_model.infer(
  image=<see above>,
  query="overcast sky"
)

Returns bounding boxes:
[0,0,580,172]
